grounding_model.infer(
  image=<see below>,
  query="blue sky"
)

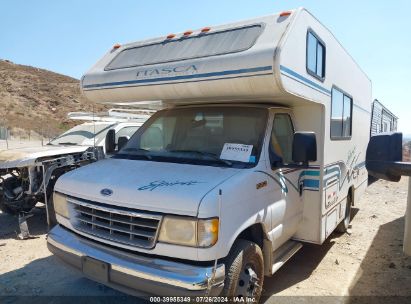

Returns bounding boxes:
[1,0,410,133]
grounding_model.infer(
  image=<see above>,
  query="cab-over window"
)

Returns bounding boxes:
[307,30,326,80]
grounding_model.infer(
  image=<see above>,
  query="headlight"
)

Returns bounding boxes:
[53,192,69,218]
[158,216,219,248]
[158,216,197,246]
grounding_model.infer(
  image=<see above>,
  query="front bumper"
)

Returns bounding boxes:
[47,225,225,297]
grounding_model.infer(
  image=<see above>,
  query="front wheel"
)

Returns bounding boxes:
[221,239,264,301]
[0,196,36,215]
[0,199,15,214]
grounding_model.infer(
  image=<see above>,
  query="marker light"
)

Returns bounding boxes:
[201,27,211,33]
[280,11,292,17]
[183,30,193,36]
[166,33,176,39]
[112,43,121,49]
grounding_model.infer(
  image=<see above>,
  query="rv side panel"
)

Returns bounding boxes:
[278,9,372,243]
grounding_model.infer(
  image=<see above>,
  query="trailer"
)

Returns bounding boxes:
[48,8,372,300]
[370,99,398,136]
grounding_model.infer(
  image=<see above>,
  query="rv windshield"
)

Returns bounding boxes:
[116,106,268,168]
[49,123,115,146]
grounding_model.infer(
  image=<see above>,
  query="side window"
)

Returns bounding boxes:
[307,31,326,79]
[331,87,353,139]
[270,114,294,164]
[116,126,139,143]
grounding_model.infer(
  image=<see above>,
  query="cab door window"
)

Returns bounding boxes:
[270,114,294,164]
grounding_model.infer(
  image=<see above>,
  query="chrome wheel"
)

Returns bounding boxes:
[237,264,261,298]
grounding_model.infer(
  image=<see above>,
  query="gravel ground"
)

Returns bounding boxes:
[0,178,410,303]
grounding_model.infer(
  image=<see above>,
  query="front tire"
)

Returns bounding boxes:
[221,239,264,301]
[0,200,15,214]
[0,196,36,215]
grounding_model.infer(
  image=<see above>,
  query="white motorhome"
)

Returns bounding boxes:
[47,8,372,300]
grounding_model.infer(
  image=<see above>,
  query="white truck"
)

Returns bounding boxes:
[0,109,150,216]
[47,8,372,300]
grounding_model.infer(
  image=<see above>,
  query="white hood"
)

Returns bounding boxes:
[55,158,241,216]
[0,145,90,169]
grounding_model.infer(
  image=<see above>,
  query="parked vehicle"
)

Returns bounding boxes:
[370,99,398,136]
[0,109,150,216]
[47,8,372,300]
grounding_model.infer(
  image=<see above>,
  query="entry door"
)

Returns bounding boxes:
[269,113,303,247]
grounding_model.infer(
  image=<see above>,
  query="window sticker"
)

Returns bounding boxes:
[220,143,253,162]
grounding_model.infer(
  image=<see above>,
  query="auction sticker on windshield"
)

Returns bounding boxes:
[220,143,253,162]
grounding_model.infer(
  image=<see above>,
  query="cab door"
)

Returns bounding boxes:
[268,112,304,248]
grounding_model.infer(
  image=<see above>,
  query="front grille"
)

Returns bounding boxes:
[68,197,162,249]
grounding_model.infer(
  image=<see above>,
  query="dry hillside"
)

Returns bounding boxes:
[0,59,106,138]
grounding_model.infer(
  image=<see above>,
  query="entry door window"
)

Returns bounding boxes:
[270,114,294,164]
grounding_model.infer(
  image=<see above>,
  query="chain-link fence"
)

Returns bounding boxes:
[0,126,8,140]
[0,125,57,149]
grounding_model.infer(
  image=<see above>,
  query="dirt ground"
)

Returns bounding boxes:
[0,178,410,303]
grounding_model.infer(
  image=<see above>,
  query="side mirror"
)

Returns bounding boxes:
[105,129,116,154]
[292,132,317,165]
[117,136,129,151]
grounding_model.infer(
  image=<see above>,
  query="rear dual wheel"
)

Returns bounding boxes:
[336,192,352,233]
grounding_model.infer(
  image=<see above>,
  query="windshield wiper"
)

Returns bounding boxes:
[57,142,78,146]
[121,148,152,160]
[167,150,233,166]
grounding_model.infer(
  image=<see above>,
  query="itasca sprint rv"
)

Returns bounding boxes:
[47,8,372,300]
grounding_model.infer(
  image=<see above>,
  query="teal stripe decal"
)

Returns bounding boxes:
[302,170,320,177]
[303,179,320,188]
[280,65,331,95]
